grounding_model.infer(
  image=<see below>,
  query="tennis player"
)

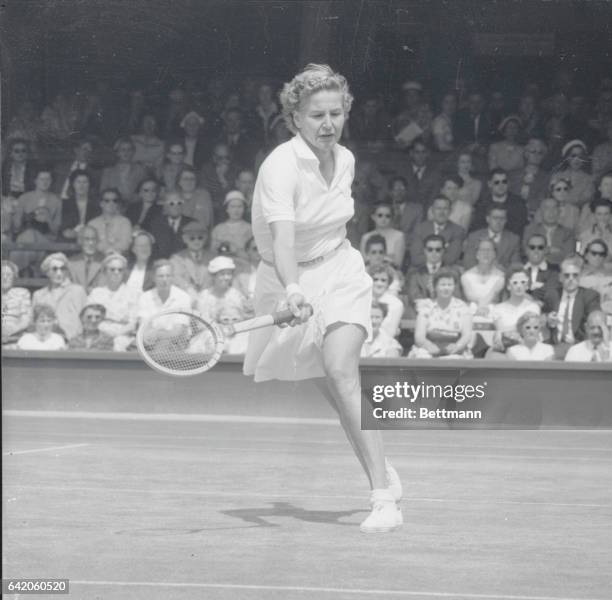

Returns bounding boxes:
[244,64,402,533]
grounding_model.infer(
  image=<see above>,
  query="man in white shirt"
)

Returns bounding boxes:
[565,310,612,362]
[523,233,558,304]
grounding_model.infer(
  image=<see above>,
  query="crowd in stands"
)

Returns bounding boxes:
[2,70,612,361]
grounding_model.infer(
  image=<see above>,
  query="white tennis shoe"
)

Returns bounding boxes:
[385,458,403,502]
[360,489,403,533]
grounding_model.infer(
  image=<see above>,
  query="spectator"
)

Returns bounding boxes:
[555,140,595,209]
[541,116,567,172]
[360,202,405,269]
[39,92,76,145]
[578,198,612,259]
[349,95,392,145]
[88,253,138,351]
[175,166,214,233]
[487,90,507,137]
[591,121,612,180]
[543,256,601,359]
[99,137,147,204]
[53,139,99,200]
[487,266,541,358]
[16,304,66,351]
[431,92,457,153]
[402,139,441,208]
[441,174,473,232]
[471,168,527,236]
[250,83,280,146]
[199,143,241,222]
[411,196,465,268]
[33,253,87,339]
[579,239,612,298]
[408,268,472,359]
[163,88,190,139]
[68,304,114,351]
[346,166,376,249]
[565,310,612,362]
[216,107,257,168]
[196,256,245,322]
[253,114,292,171]
[370,265,404,338]
[488,115,525,172]
[125,230,156,297]
[217,305,249,355]
[361,302,403,358]
[455,151,483,216]
[2,193,24,241]
[392,81,425,145]
[136,259,193,323]
[147,192,197,258]
[517,94,543,143]
[170,221,215,300]
[387,176,422,239]
[125,177,163,232]
[158,141,189,193]
[522,232,560,305]
[455,91,491,148]
[178,111,210,170]
[523,198,575,266]
[210,190,252,256]
[579,171,612,233]
[234,169,256,209]
[131,113,165,173]
[1,260,32,344]
[5,100,42,157]
[87,188,133,255]
[1,138,36,198]
[68,226,107,293]
[508,137,550,217]
[534,177,581,234]
[60,169,101,241]
[463,204,521,269]
[363,235,402,295]
[506,311,554,361]
[460,238,505,312]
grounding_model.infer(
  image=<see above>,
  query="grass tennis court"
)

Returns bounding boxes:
[2,357,612,600]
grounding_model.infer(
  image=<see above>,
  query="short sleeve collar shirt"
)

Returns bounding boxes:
[251,134,355,263]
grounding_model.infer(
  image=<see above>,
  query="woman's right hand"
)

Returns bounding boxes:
[286,292,311,326]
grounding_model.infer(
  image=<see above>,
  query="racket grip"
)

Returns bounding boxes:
[272,303,313,325]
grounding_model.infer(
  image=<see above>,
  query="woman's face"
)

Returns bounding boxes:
[226,199,245,221]
[294,89,345,155]
[457,154,472,174]
[441,180,459,203]
[213,269,234,291]
[100,192,120,215]
[390,181,406,202]
[1,266,15,291]
[218,308,242,326]
[73,175,90,196]
[372,272,390,297]
[167,145,185,165]
[47,260,68,286]
[599,176,612,200]
[132,235,152,261]
[585,243,606,269]
[139,181,159,204]
[105,259,125,287]
[567,147,585,171]
[507,272,529,298]
[594,206,611,228]
[35,172,53,192]
[435,277,455,299]
[552,180,570,202]
[35,314,55,338]
[476,241,496,267]
[178,171,197,193]
[372,206,393,229]
[520,317,541,345]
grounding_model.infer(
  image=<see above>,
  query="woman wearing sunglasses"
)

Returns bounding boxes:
[555,139,595,209]
[87,188,133,254]
[579,239,612,298]
[506,311,553,360]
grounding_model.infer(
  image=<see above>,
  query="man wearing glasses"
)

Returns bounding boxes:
[471,167,527,236]
[523,197,575,267]
[68,304,114,351]
[522,233,559,305]
[147,192,197,259]
[543,256,601,359]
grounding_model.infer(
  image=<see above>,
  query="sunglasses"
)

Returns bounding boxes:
[528,244,545,250]
[554,186,569,192]
[107,267,125,272]
[492,179,508,185]
[187,235,205,241]
[50,265,67,272]
[368,249,384,254]
[84,313,104,321]
[372,277,389,282]
[425,247,443,252]
[523,324,540,331]
[375,213,392,218]
[562,272,580,279]
[589,250,606,257]
[166,200,184,206]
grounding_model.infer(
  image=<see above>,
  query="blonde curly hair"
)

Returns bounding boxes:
[279,63,353,134]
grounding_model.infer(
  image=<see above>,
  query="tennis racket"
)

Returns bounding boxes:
[136,305,313,376]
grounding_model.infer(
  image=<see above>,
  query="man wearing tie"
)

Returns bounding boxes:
[565,310,612,362]
[147,192,197,259]
[403,139,442,208]
[68,226,106,293]
[543,256,600,359]
[523,233,559,306]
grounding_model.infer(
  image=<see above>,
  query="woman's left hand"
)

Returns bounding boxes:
[286,292,312,326]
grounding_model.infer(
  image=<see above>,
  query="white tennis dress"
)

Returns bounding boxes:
[243,134,372,382]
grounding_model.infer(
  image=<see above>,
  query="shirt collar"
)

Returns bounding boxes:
[525,261,548,270]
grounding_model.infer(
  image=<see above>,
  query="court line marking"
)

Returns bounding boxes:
[6,430,612,452]
[66,580,608,600]
[2,410,339,426]
[2,443,90,456]
[6,484,611,508]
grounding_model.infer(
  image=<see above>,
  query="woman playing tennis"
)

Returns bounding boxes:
[244,64,403,533]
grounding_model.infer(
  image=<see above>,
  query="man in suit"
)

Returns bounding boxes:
[178,111,211,171]
[455,91,491,147]
[53,138,100,200]
[507,138,551,217]
[403,139,442,209]
[216,108,258,169]
[523,197,575,266]
[169,221,215,301]
[67,226,106,293]
[471,168,528,237]
[1,138,37,198]
[543,256,601,358]
[523,232,559,306]
[147,192,197,259]
[406,234,462,316]
[410,196,465,268]
[99,137,148,204]
[463,205,521,269]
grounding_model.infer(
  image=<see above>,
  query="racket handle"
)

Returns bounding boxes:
[272,303,313,325]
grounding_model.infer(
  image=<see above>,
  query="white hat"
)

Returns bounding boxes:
[208,256,236,274]
[40,252,69,273]
[102,252,128,269]
[180,111,204,128]
[562,139,587,158]
[498,114,521,133]
[402,80,422,92]
[224,190,247,205]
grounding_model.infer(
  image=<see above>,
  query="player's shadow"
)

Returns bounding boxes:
[222,501,363,528]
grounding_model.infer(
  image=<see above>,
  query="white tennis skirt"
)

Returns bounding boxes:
[243,240,372,382]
